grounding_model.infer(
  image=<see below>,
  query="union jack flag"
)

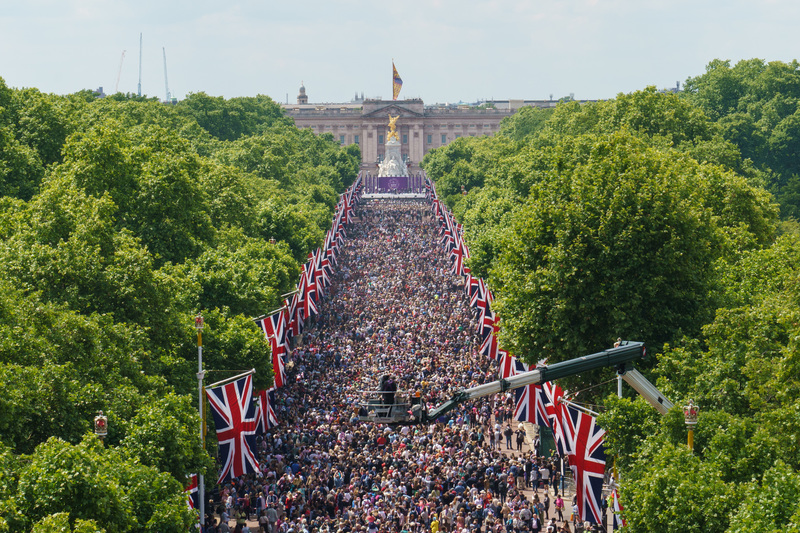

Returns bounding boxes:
[336,227,347,248]
[256,309,288,388]
[316,248,332,284]
[450,242,469,277]
[512,360,549,427]
[288,291,303,338]
[300,262,318,319]
[431,197,441,219]
[561,403,607,524]
[464,268,479,299]
[442,226,455,252]
[469,276,486,308]
[255,387,279,433]
[611,487,627,529]
[478,310,501,360]
[498,350,515,379]
[541,382,568,455]
[185,473,199,511]
[328,229,340,262]
[341,193,354,224]
[206,374,260,484]
[475,282,494,325]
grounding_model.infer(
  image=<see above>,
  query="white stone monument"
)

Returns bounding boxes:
[378,114,408,177]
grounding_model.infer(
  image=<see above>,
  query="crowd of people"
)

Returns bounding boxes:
[203,199,603,533]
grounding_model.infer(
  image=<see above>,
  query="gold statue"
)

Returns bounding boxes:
[387,114,400,142]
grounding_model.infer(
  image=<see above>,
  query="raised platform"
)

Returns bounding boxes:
[361,193,426,199]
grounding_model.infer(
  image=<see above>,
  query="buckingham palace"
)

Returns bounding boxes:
[282,83,567,172]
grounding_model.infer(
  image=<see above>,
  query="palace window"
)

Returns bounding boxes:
[354,135,360,144]
[340,135,345,144]
[379,134,384,145]
[402,134,408,144]
[427,134,432,144]
[441,134,447,144]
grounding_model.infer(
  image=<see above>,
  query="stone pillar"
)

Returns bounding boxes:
[361,123,377,168]
[410,123,423,169]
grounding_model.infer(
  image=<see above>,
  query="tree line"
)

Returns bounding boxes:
[0,81,359,532]
[422,59,800,532]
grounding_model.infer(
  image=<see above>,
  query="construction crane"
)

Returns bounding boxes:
[115,50,126,94]
[162,47,171,103]
[359,341,673,425]
[137,33,142,97]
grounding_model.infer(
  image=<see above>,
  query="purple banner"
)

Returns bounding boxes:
[377,176,409,191]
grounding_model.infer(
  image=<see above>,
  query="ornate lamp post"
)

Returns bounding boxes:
[94,411,108,444]
[683,400,699,451]
[195,314,206,525]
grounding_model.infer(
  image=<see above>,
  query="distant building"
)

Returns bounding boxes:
[282,84,589,171]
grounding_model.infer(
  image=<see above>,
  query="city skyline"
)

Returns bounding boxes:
[1,0,798,104]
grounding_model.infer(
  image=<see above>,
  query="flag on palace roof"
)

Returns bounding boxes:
[392,61,403,100]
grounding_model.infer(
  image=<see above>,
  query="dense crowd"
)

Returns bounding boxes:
[203,200,596,533]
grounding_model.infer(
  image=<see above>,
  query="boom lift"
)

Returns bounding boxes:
[358,341,672,425]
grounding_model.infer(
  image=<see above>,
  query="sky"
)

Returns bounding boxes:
[1,0,798,105]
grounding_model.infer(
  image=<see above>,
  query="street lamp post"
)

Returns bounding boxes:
[195,315,206,527]
[683,400,699,451]
[94,411,108,444]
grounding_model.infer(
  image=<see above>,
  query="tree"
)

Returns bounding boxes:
[15,436,136,531]
[682,59,800,218]
[9,88,72,167]
[489,132,766,369]
[31,513,104,533]
[14,436,194,532]
[596,395,660,471]
[190,229,300,318]
[120,392,212,482]
[622,443,738,533]
[177,92,290,141]
[497,105,554,142]
[0,125,44,200]
[727,461,800,532]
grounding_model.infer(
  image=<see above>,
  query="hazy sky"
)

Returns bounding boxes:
[1,0,798,104]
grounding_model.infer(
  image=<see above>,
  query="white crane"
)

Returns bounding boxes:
[115,50,126,94]
[162,47,171,103]
[137,33,142,97]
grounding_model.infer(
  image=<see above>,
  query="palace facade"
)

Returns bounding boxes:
[282,84,566,171]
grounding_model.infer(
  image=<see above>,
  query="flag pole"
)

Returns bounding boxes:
[252,305,288,323]
[207,368,257,389]
[558,397,600,417]
[194,315,205,529]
